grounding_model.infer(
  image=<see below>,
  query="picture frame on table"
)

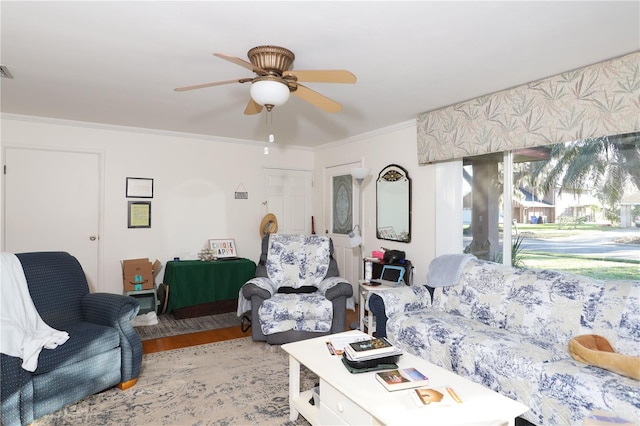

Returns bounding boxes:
[128,201,151,228]
[126,177,154,198]
[208,238,237,258]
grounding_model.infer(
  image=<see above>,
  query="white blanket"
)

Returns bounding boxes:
[1,252,69,371]
[427,254,476,287]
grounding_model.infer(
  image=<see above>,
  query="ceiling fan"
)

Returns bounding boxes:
[175,45,356,115]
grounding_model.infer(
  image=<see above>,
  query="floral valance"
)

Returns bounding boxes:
[417,51,640,164]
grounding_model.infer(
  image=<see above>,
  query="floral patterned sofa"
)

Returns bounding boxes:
[368,257,639,425]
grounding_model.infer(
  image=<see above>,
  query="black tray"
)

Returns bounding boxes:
[341,353,401,371]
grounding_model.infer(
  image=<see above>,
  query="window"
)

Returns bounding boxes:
[462,133,639,280]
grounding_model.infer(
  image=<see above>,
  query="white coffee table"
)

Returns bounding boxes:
[282,330,529,426]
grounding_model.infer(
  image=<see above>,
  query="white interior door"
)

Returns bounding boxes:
[324,162,362,294]
[264,169,312,235]
[3,147,101,290]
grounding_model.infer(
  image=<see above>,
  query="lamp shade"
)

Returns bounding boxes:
[250,79,290,107]
[348,230,362,248]
[350,167,370,180]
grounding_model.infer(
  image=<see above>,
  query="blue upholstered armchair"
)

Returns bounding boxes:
[1,252,143,426]
[239,234,354,345]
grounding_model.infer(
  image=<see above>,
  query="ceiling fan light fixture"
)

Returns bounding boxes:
[250,78,290,108]
[177,45,355,115]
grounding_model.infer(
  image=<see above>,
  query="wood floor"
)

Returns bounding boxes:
[142,308,360,355]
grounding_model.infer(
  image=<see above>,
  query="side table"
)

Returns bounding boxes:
[163,258,256,318]
[358,281,398,336]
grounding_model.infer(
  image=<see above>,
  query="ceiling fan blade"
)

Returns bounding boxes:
[285,70,356,84]
[292,84,343,113]
[244,98,263,115]
[174,78,251,92]
[214,53,267,75]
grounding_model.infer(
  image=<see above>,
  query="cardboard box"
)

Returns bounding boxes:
[122,258,161,292]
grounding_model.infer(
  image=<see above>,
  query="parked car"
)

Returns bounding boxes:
[635,215,640,227]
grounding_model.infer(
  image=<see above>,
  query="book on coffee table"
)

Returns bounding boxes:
[344,337,399,360]
[326,334,370,356]
[375,367,429,391]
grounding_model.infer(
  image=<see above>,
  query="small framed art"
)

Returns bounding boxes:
[128,201,151,228]
[208,239,237,258]
[126,177,154,198]
[377,226,397,240]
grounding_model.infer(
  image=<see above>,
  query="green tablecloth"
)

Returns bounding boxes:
[163,258,256,313]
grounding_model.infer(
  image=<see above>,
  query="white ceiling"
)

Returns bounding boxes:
[1,1,639,148]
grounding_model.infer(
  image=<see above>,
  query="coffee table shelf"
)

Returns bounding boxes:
[290,389,318,424]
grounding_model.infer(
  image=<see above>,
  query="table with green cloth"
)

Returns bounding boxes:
[163,258,256,318]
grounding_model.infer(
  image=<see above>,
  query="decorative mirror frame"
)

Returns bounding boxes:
[376,164,411,243]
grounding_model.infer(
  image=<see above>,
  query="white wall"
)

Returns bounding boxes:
[1,115,457,293]
[1,115,313,294]
[313,121,439,285]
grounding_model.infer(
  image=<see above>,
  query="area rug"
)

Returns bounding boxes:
[33,337,316,425]
[134,312,242,341]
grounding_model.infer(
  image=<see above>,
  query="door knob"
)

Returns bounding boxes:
[89,235,97,241]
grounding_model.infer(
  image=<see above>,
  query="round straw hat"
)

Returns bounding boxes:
[259,213,278,237]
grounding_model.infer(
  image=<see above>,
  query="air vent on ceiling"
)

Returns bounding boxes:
[0,65,14,79]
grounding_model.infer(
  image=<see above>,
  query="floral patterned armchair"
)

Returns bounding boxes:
[238,234,354,345]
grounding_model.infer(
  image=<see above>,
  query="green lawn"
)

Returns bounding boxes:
[464,222,639,280]
[464,223,620,239]
[515,224,639,280]
[518,252,639,280]
[513,223,621,239]
[508,221,616,232]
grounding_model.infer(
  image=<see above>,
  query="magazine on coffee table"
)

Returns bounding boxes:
[411,386,463,406]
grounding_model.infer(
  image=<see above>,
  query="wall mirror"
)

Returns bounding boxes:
[376,164,411,243]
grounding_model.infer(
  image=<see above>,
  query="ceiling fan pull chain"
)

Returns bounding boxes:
[264,110,273,155]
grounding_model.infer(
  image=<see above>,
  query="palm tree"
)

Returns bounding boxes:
[529,132,640,221]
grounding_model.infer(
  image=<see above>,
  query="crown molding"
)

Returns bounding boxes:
[1,113,415,152]
[313,119,416,152]
[0,113,314,151]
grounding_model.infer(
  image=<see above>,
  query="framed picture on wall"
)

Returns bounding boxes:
[128,201,151,228]
[126,177,154,198]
